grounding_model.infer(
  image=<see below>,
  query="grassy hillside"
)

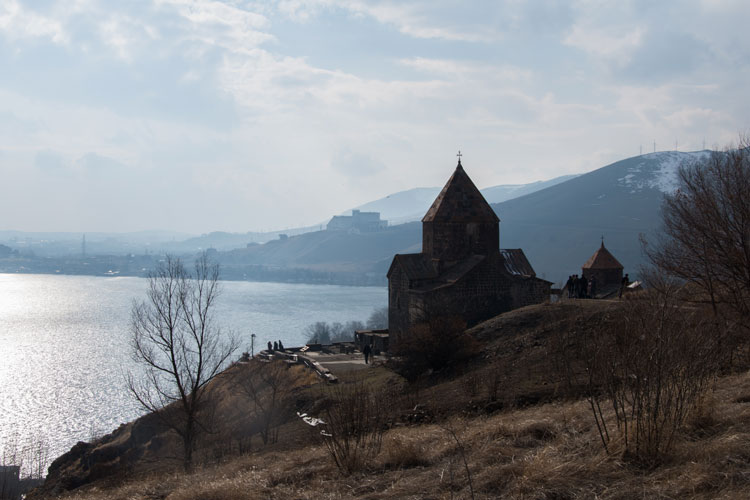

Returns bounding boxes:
[29,299,750,499]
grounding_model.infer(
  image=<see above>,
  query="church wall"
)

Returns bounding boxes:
[388,265,411,350]
[509,276,551,309]
[417,257,513,328]
[420,258,549,331]
[423,222,499,261]
[582,268,622,288]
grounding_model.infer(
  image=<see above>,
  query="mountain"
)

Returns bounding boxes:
[3,151,709,285]
[494,150,711,284]
[221,151,710,286]
[351,174,578,225]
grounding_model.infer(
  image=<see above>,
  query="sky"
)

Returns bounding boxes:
[1,0,748,234]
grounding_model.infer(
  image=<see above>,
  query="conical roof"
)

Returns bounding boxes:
[582,241,623,270]
[422,161,500,223]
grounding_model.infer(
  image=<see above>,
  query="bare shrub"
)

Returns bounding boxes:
[584,284,726,463]
[309,380,395,474]
[393,315,478,381]
[441,422,476,500]
[235,359,298,446]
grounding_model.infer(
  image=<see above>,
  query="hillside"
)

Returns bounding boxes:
[29,299,750,499]
[216,222,421,284]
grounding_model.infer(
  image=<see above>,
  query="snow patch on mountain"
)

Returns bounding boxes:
[617,151,711,194]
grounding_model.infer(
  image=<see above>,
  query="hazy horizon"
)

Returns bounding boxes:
[2,1,748,233]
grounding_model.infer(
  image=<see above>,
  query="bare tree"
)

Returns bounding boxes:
[304,320,363,344]
[128,254,238,471]
[366,306,388,330]
[305,321,331,344]
[645,138,750,325]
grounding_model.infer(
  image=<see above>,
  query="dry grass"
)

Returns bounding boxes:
[35,301,750,499]
[53,371,750,500]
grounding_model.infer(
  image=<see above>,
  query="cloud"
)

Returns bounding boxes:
[0,0,69,44]
[1,0,749,233]
[156,0,274,54]
[331,148,386,179]
[564,23,644,61]
[34,150,67,172]
[276,0,502,42]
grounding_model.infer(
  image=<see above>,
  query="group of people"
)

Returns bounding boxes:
[565,274,597,299]
[267,340,285,352]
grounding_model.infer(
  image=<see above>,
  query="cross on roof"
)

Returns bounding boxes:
[456,150,462,165]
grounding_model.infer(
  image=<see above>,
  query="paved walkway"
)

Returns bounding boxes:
[303,351,379,373]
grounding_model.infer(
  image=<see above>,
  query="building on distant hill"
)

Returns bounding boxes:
[581,240,624,288]
[385,158,551,351]
[326,210,388,233]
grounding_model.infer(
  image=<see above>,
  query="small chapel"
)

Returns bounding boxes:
[581,240,624,290]
[386,157,551,350]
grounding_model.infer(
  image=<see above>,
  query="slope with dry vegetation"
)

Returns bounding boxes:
[30,296,750,499]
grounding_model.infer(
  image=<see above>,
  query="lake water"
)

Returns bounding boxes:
[0,273,386,471]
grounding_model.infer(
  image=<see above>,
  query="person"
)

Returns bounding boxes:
[579,275,588,298]
[363,343,372,364]
[267,341,273,352]
[589,276,597,299]
[273,341,279,351]
[619,273,629,299]
[565,275,574,298]
[278,340,285,351]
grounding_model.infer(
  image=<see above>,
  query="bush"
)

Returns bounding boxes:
[308,381,395,474]
[583,284,726,463]
[393,315,478,381]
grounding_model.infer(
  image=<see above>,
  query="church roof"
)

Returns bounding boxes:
[422,161,500,223]
[387,253,438,281]
[582,242,624,270]
[500,249,537,277]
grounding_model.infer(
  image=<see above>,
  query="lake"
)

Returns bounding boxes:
[0,273,386,471]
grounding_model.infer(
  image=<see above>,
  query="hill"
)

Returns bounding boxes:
[216,151,711,285]
[1,151,710,285]
[494,150,710,283]
[29,299,750,499]
[216,222,421,285]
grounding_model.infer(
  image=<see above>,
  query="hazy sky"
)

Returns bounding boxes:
[1,0,748,233]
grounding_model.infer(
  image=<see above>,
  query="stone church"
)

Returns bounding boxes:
[581,240,624,289]
[386,159,550,349]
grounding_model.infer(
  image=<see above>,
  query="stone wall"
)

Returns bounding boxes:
[392,255,550,342]
[423,222,499,262]
[582,268,622,288]
[387,265,411,350]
